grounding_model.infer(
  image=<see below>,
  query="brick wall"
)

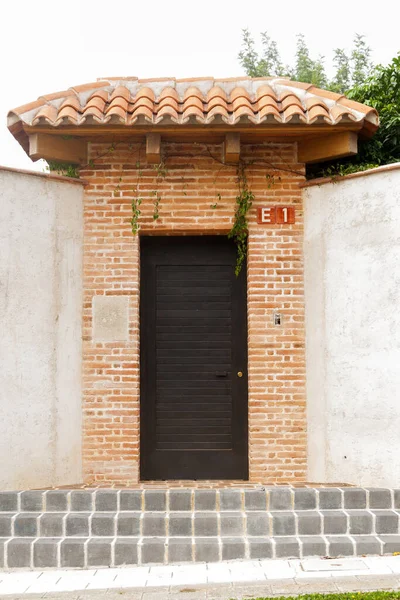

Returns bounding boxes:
[80,141,306,486]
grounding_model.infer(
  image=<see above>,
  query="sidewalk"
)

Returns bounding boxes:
[1,556,400,599]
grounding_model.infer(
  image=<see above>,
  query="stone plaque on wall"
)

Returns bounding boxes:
[92,296,129,342]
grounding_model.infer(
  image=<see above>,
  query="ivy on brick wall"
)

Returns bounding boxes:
[48,142,303,276]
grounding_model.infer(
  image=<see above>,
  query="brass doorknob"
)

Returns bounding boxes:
[237,371,243,378]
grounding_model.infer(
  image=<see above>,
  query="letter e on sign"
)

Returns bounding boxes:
[257,207,276,224]
[276,206,295,224]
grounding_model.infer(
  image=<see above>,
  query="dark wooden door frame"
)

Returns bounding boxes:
[139,236,248,480]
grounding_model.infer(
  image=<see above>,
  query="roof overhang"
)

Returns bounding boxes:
[7,77,379,165]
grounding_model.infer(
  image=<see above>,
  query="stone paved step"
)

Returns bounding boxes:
[1,488,400,512]
[1,509,400,537]
[2,534,400,568]
[1,488,400,569]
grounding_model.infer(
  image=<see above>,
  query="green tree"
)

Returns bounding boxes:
[295,33,315,82]
[348,53,400,166]
[237,30,372,91]
[330,48,351,93]
[351,33,373,87]
[238,28,263,77]
[308,53,400,177]
[258,32,286,77]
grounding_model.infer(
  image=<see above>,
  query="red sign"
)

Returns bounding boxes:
[257,206,295,225]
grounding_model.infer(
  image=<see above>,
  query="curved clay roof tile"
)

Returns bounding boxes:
[59,96,81,111]
[85,96,107,113]
[259,104,281,121]
[81,105,105,122]
[257,95,279,110]
[206,85,227,102]
[283,104,307,123]
[157,86,180,103]
[135,86,155,102]
[231,96,253,112]
[104,105,128,123]
[205,104,229,123]
[157,97,179,113]
[155,105,180,123]
[183,86,204,102]
[207,95,228,112]
[182,105,205,122]
[109,86,131,102]
[281,94,304,110]
[338,96,379,121]
[307,105,331,123]
[32,104,58,125]
[129,105,154,124]
[129,96,154,113]
[56,105,80,124]
[255,84,276,101]
[232,105,255,122]
[305,96,329,111]
[329,104,354,123]
[88,89,110,103]
[183,96,204,113]
[106,97,129,114]
[229,87,251,103]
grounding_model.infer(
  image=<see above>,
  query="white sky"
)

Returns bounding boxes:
[1,0,398,171]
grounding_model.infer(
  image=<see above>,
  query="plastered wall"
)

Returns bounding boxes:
[304,165,400,487]
[0,167,84,490]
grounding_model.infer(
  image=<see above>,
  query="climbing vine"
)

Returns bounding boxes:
[228,164,254,276]
[49,140,302,276]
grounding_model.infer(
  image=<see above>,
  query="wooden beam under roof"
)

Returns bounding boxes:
[297,132,358,163]
[146,133,161,164]
[223,133,240,163]
[29,133,88,164]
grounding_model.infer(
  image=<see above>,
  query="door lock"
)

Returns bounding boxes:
[237,371,243,378]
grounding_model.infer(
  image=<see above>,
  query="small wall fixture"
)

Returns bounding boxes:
[274,312,282,326]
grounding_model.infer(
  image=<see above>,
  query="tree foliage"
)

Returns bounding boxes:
[238,30,400,174]
[307,54,400,177]
[238,30,373,93]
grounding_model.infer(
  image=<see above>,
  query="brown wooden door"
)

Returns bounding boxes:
[140,236,248,480]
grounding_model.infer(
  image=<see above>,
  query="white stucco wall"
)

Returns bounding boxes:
[0,167,83,490]
[304,165,400,487]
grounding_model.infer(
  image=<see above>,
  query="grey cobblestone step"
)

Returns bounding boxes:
[1,534,400,568]
[1,509,400,537]
[1,488,400,569]
[1,487,400,513]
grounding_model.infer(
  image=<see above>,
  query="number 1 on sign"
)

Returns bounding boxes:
[276,206,295,224]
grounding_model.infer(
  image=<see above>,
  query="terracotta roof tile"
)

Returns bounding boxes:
[255,84,276,101]
[283,104,307,123]
[32,104,58,125]
[57,105,80,124]
[85,96,107,113]
[106,96,129,113]
[183,86,203,102]
[59,96,81,111]
[110,85,131,102]
[130,105,153,124]
[89,89,110,102]
[135,87,155,102]
[207,86,227,102]
[7,76,379,151]
[307,104,331,123]
[281,94,304,111]
[82,104,105,122]
[158,86,180,102]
